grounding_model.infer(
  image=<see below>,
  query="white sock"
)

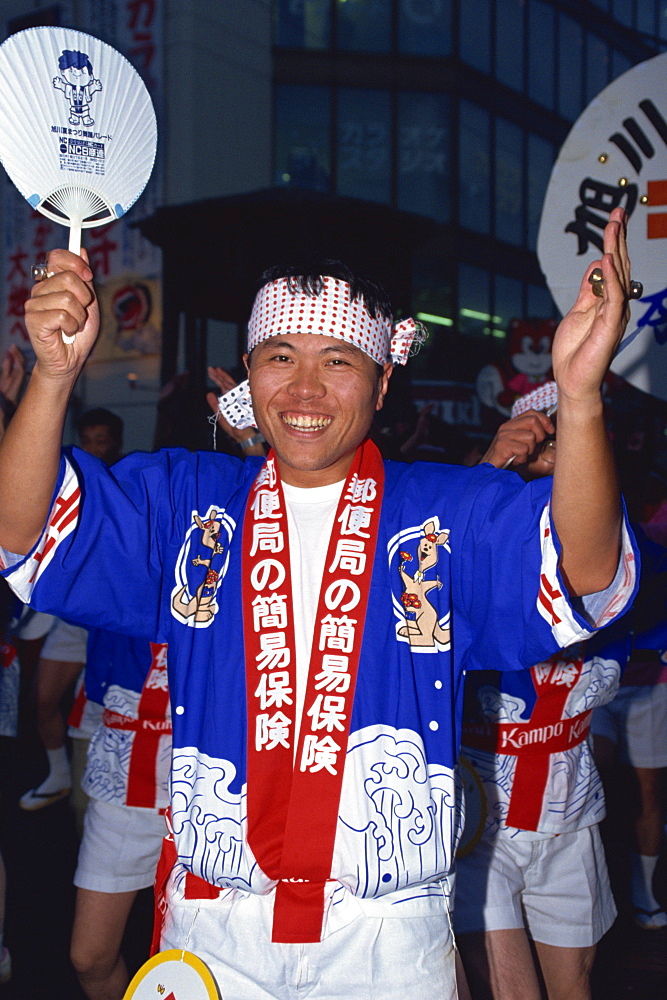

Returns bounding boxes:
[630,852,665,914]
[35,746,71,794]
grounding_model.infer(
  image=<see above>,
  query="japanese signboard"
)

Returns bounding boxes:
[537,52,667,400]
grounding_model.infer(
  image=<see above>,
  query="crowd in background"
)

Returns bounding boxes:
[0,342,665,999]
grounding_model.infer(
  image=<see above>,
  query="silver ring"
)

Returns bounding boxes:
[628,280,644,299]
[32,262,49,282]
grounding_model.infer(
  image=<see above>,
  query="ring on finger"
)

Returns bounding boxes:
[588,269,644,301]
[588,268,604,298]
[32,259,77,344]
[32,262,49,282]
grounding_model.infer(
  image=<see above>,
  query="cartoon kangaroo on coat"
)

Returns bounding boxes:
[172,512,224,624]
[398,520,450,648]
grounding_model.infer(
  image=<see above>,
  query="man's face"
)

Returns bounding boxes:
[245,333,392,487]
[79,424,121,465]
[64,65,90,86]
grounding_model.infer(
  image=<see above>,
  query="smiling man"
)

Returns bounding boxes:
[0,213,639,1000]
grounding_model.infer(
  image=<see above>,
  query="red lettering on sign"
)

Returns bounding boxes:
[647,179,667,239]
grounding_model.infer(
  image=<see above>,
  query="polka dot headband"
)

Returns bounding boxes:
[217,276,427,429]
[510,381,558,419]
[247,276,425,366]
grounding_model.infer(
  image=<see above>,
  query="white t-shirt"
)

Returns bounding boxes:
[282,479,344,750]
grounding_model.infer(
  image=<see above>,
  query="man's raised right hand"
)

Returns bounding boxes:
[24,248,100,380]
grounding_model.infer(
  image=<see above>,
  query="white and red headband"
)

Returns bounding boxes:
[510,381,558,419]
[218,276,427,429]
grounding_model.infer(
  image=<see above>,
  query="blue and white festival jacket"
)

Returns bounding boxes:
[81,628,171,811]
[0,447,638,912]
[460,524,666,840]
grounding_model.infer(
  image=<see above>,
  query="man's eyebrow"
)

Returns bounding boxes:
[262,339,298,352]
[318,343,361,356]
[260,339,363,358]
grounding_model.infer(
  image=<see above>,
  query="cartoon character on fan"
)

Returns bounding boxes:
[53,49,102,127]
[476,318,557,418]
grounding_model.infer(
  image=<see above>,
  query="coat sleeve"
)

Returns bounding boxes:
[0,447,175,639]
[451,466,639,673]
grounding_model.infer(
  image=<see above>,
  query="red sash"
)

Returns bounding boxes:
[462,710,591,755]
[101,642,170,809]
[243,440,384,942]
[463,655,585,831]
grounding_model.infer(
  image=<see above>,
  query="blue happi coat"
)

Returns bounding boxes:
[0,446,638,906]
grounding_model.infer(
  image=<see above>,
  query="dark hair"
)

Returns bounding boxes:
[76,408,123,443]
[58,49,93,74]
[256,260,393,323]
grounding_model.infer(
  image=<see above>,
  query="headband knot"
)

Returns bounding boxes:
[390,318,428,365]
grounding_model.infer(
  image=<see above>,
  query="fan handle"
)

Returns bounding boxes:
[61,220,82,345]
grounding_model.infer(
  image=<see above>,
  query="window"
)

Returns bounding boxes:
[528,1,555,109]
[495,118,523,246]
[586,33,609,104]
[558,15,584,120]
[459,0,491,73]
[527,283,558,320]
[274,0,331,49]
[459,101,491,233]
[275,85,331,191]
[495,0,525,91]
[336,0,392,52]
[398,0,452,56]
[611,0,633,28]
[459,264,492,338]
[337,89,391,202]
[494,274,523,338]
[527,134,555,252]
[611,49,632,80]
[398,92,451,221]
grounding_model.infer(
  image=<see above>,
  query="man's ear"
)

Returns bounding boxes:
[243,352,250,374]
[375,362,394,412]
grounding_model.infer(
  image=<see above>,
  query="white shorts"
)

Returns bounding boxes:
[16,610,54,641]
[591,684,667,769]
[162,880,458,1000]
[453,825,616,948]
[74,799,166,893]
[41,618,87,662]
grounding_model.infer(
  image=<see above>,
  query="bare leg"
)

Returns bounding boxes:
[70,887,137,1000]
[20,657,84,807]
[457,929,543,1000]
[533,941,595,1000]
[35,657,83,749]
[633,766,664,857]
[628,767,667,925]
[455,948,473,1000]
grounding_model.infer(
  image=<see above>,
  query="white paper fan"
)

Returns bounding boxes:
[0,26,157,255]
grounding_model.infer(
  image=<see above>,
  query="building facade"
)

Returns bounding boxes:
[1,0,665,447]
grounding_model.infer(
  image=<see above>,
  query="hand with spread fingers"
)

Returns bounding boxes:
[548,207,635,598]
[551,206,632,406]
[24,248,100,381]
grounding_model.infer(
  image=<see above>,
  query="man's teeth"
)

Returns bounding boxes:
[282,413,332,429]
